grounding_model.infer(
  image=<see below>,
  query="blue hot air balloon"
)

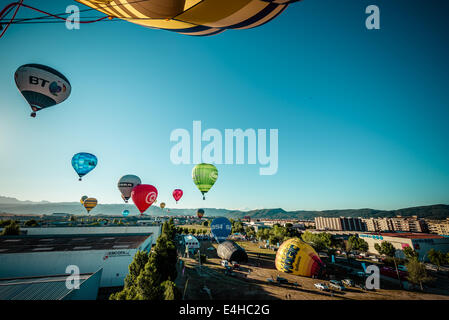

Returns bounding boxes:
[122,209,130,217]
[72,153,97,181]
[210,217,232,243]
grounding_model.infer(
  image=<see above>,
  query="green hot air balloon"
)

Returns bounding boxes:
[192,163,218,200]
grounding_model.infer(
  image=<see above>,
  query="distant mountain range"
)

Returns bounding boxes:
[0,196,448,220]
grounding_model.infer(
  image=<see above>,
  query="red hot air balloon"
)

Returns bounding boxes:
[173,189,183,203]
[131,184,158,215]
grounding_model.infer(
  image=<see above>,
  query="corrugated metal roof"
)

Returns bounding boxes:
[0,274,91,300]
[0,233,151,254]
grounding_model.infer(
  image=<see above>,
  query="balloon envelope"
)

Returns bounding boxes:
[118,175,141,202]
[173,189,183,203]
[72,153,97,180]
[160,202,166,209]
[131,184,158,214]
[210,217,232,242]
[197,209,205,219]
[122,209,130,217]
[76,0,298,36]
[192,163,218,199]
[80,195,88,204]
[275,238,324,277]
[83,197,98,213]
[15,64,71,117]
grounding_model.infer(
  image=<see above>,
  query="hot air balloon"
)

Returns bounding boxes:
[192,163,218,200]
[217,240,248,263]
[160,202,166,209]
[72,153,97,181]
[80,195,88,204]
[83,197,98,213]
[210,217,232,242]
[275,238,324,277]
[173,189,183,203]
[118,175,141,203]
[197,209,205,219]
[14,64,71,117]
[76,0,299,36]
[131,184,158,215]
[122,209,130,217]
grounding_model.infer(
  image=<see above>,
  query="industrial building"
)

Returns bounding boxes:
[358,232,449,261]
[0,232,154,288]
[0,269,102,300]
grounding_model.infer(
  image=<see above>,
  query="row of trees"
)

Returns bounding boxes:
[110,218,180,300]
[255,224,302,245]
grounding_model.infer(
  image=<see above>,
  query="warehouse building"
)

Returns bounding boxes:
[358,232,449,261]
[0,269,102,300]
[0,232,153,288]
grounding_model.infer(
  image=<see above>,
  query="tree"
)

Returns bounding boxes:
[161,280,181,300]
[124,250,150,287]
[427,249,446,271]
[25,219,38,227]
[69,215,76,222]
[347,235,368,252]
[375,241,402,288]
[402,246,419,261]
[406,258,433,291]
[1,221,20,236]
[0,219,13,227]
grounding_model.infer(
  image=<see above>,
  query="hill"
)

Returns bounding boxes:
[0,196,448,220]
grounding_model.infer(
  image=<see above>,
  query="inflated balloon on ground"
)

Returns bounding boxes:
[275,238,324,277]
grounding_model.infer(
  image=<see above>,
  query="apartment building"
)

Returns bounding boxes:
[315,217,366,231]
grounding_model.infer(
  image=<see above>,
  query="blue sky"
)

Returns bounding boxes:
[0,0,448,211]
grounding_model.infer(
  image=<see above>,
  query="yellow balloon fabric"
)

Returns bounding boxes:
[83,197,98,213]
[76,0,298,36]
[275,238,323,277]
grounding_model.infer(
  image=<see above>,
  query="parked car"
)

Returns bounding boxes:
[314,283,329,291]
[221,260,229,267]
[329,282,345,291]
[342,279,355,287]
[231,261,240,269]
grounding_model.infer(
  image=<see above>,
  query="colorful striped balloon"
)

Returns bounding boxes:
[192,163,218,200]
[76,0,300,36]
[83,197,98,213]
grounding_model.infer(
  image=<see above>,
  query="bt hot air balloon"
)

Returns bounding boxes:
[160,202,166,209]
[72,153,97,181]
[14,64,71,117]
[172,189,183,203]
[83,197,98,213]
[197,209,205,219]
[192,163,218,200]
[118,175,141,203]
[131,184,158,215]
[80,195,88,204]
[122,209,130,217]
[275,238,324,277]
[76,0,300,36]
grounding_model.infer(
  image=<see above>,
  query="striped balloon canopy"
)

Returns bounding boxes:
[83,198,98,213]
[76,0,300,36]
[192,163,218,200]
